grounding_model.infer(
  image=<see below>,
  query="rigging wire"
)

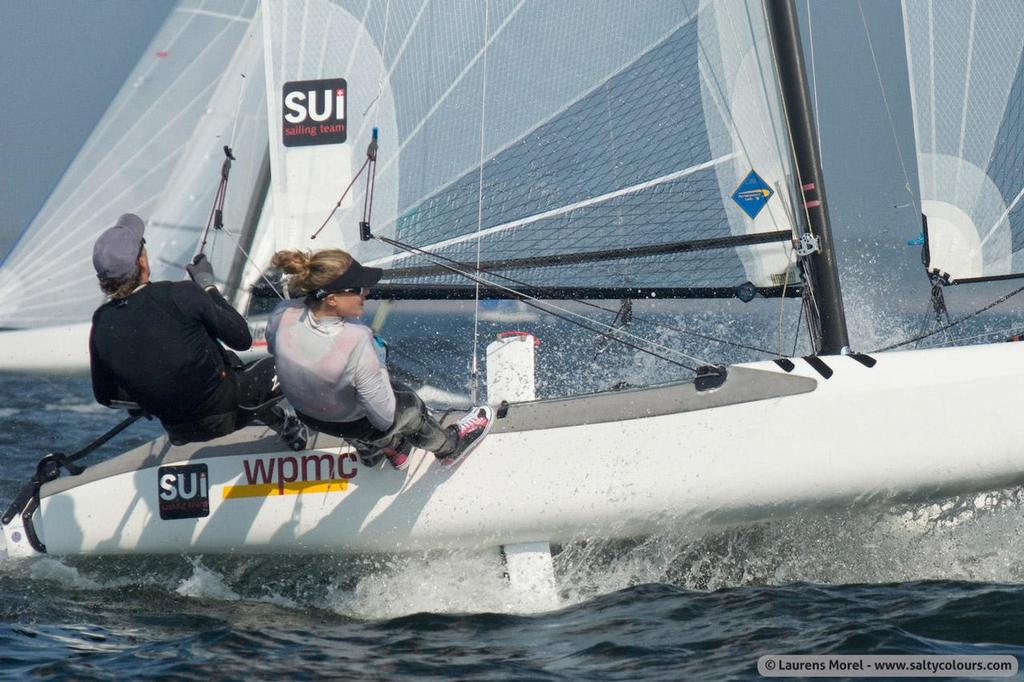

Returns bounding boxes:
[934,325,1024,347]
[857,0,920,216]
[871,282,1024,353]
[217,227,286,301]
[374,235,707,371]
[376,229,786,357]
[777,259,791,355]
[791,293,805,357]
[470,0,490,403]
[805,0,821,135]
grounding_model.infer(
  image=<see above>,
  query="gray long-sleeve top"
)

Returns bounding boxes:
[266,300,395,431]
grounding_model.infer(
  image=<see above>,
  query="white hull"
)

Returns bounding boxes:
[0,319,271,374]
[5,342,1024,558]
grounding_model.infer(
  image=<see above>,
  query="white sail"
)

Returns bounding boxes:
[145,6,268,294]
[902,0,1024,282]
[0,0,260,328]
[258,0,798,295]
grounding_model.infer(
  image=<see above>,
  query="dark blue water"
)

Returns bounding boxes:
[4,306,1024,680]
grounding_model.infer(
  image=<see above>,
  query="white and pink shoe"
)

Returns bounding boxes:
[441,406,494,466]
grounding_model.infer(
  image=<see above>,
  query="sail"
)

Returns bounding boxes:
[902,0,1024,283]
[145,6,268,301]
[259,0,800,299]
[0,0,260,328]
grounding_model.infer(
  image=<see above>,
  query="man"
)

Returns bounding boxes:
[89,213,306,450]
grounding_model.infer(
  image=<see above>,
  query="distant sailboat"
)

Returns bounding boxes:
[0,0,263,371]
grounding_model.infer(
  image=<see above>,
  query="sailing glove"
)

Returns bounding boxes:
[187,254,217,291]
[373,334,389,366]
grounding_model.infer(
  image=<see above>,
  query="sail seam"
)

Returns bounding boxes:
[371,0,527,184]
[953,0,977,208]
[369,2,701,227]
[179,8,253,23]
[367,153,737,267]
[8,77,222,274]
[7,14,247,271]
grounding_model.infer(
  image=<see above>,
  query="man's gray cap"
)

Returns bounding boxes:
[93,213,146,279]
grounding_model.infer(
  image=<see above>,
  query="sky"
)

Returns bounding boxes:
[0,0,175,255]
[0,0,1009,345]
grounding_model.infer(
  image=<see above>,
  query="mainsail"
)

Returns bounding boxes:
[902,0,1024,283]
[259,0,801,300]
[145,6,268,303]
[0,0,260,327]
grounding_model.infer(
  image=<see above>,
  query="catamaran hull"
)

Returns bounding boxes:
[5,342,1024,557]
[0,319,271,373]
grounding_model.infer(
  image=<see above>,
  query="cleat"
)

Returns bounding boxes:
[441,406,493,466]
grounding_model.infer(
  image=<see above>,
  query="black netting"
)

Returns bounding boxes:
[387,20,773,291]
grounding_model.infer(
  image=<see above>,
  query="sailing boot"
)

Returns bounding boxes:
[380,438,412,471]
[440,406,493,466]
[279,414,308,452]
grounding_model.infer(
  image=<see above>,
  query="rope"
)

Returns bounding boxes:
[198,146,235,256]
[310,156,371,240]
[872,282,1024,353]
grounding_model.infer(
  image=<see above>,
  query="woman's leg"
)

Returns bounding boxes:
[389,385,456,457]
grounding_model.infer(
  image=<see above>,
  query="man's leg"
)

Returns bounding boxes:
[232,357,306,450]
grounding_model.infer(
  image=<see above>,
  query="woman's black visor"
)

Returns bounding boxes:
[310,259,383,300]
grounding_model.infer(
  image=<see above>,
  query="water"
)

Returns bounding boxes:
[4,314,1024,680]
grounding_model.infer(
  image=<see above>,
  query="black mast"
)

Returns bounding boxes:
[766,0,849,355]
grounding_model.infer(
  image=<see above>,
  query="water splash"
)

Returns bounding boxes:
[176,557,241,601]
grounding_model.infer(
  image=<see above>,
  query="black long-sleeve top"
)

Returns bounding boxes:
[89,281,252,424]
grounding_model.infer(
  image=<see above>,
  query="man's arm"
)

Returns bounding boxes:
[180,255,252,350]
[177,282,253,351]
[89,327,120,407]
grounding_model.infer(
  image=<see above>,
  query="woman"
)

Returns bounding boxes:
[266,248,492,469]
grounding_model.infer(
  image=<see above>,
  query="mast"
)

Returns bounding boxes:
[765,0,850,354]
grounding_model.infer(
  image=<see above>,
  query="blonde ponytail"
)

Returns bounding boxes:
[271,249,354,297]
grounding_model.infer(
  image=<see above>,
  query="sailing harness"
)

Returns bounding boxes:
[2,415,142,553]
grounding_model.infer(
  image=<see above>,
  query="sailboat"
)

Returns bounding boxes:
[5,0,1024,591]
[0,0,267,372]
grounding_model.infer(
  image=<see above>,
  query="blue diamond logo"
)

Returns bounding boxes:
[731,170,774,220]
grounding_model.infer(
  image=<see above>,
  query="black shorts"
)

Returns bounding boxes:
[164,357,283,445]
